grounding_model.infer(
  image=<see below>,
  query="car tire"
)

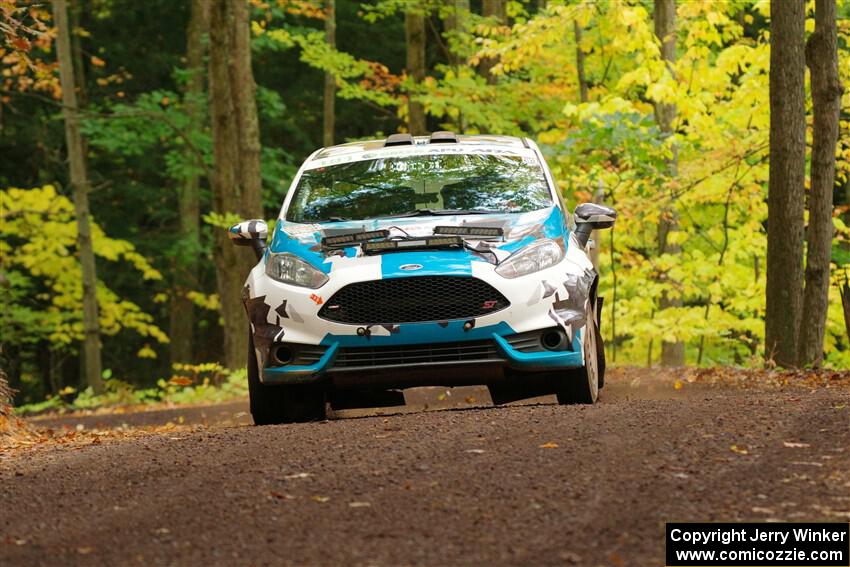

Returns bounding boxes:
[555,301,601,405]
[247,332,327,425]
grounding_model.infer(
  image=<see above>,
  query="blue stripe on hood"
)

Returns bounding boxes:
[380,249,476,278]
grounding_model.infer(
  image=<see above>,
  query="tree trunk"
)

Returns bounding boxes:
[53,0,103,393]
[70,0,86,108]
[478,0,506,84]
[840,273,850,345]
[0,372,11,417]
[765,0,806,368]
[170,0,209,367]
[799,0,843,367]
[323,0,336,147]
[444,0,469,131]
[577,21,600,271]
[653,0,684,367]
[482,1,506,24]
[405,11,427,135]
[231,0,263,214]
[208,0,264,370]
[574,20,588,104]
[589,183,603,270]
[444,0,470,68]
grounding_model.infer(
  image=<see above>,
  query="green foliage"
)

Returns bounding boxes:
[81,90,211,184]
[14,363,248,415]
[253,19,401,109]
[0,185,168,352]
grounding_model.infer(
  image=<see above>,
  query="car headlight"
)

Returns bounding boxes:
[495,239,564,278]
[265,253,328,288]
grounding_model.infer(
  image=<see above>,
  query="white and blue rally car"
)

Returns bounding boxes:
[229,132,616,424]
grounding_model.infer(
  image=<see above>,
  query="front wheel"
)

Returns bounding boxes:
[556,302,601,405]
[247,332,327,425]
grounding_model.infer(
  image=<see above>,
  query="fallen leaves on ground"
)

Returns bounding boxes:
[608,366,850,392]
[683,367,850,390]
[283,472,311,480]
[0,413,42,450]
[539,442,559,449]
[0,420,203,458]
[730,444,749,455]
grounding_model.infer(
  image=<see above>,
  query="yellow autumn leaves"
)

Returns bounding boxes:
[0,185,168,350]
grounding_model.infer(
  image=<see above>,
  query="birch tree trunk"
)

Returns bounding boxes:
[799,0,843,367]
[653,0,684,367]
[209,0,264,370]
[405,10,427,135]
[765,0,806,368]
[170,0,208,367]
[323,0,336,147]
[53,0,103,393]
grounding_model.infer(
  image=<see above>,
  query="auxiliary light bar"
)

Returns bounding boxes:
[362,236,463,254]
[321,230,390,248]
[433,225,504,238]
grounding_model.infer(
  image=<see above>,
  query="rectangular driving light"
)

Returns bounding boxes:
[362,236,463,254]
[434,226,504,238]
[321,230,390,248]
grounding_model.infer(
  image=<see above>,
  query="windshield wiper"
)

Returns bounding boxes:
[314,216,350,222]
[379,208,500,218]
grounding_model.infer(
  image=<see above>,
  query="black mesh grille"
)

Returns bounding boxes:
[334,340,501,369]
[319,276,510,324]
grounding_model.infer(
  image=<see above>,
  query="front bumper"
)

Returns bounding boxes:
[261,328,585,385]
[243,245,595,386]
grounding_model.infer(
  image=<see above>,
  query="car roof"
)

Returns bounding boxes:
[310,134,531,162]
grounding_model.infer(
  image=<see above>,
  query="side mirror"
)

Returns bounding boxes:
[573,203,616,248]
[229,219,268,260]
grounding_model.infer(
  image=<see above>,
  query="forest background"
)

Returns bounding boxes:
[1,0,849,406]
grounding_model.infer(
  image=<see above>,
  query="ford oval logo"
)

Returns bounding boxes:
[399,264,423,271]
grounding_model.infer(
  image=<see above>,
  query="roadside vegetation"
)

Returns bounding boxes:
[11,364,247,416]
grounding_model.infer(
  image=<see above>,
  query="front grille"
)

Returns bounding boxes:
[319,276,510,324]
[333,340,501,369]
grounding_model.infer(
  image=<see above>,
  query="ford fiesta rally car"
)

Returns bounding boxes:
[229,132,616,425]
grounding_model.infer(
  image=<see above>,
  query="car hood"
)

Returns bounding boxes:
[269,206,568,276]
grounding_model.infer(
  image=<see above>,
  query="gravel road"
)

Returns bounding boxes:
[2,371,849,566]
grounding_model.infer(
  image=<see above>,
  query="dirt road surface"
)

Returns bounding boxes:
[2,370,849,566]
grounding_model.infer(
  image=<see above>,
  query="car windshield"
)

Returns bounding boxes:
[285,152,553,223]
